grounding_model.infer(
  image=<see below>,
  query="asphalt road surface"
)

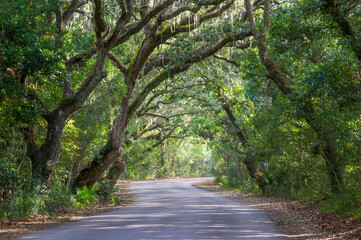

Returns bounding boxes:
[17,178,288,240]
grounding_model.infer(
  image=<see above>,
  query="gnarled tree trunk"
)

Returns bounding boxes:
[106,157,126,189]
[244,155,267,192]
[318,132,344,193]
[71,100,129,192]
[25,114,67,182]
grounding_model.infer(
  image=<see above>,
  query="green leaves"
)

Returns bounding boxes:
[0,159,19,192]
[75,187,98,208]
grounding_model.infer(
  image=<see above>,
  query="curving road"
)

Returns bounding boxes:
[17,178,288,240]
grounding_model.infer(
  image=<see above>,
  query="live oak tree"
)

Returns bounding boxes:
[2,0,179,182]
[0,0,247,186]
[71,0,256,190]
[243,0,361,193]
[193,63,269,192]
[105,74,213,183]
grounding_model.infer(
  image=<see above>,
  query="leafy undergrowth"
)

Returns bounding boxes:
[193,181,361,240]
[0,180,134,240]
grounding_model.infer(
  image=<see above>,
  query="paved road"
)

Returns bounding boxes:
[17,178,288,240]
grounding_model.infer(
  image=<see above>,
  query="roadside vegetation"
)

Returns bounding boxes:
[1,0,361,235]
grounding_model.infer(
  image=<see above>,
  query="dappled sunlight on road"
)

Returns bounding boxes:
[18,178,288,240]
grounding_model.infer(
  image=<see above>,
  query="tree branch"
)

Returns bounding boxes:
[156,0,235,45]
[263,0,271,36]
[213,54,240,67]
[111,0,177,48]
[142,111,199,121]
[320,0,361,61]
[94,0,107,44]
[128,30,251,118]
[146,126,178,151]
[244,0,292,95]
[107,52,128,74]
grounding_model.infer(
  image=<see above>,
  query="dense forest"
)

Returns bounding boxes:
[1,0,361,221]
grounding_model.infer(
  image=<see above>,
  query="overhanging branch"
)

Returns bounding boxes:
[213,54,240,67]
[128,30,251,118]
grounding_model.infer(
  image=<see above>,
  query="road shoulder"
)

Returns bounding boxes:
[193,180,361,240]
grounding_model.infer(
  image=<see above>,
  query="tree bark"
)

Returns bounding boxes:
[301,101,344,193]
[22,0,111,183]
[25,114,67,182]
[320,135,343,193]
[244,156,267,192]
[71,102,129,192]
[106,158,126,189]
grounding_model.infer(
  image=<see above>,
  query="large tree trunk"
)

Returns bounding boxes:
[25,113,67,182]
[71,145,123,192]
[71,103,128,192]
[244,155,267,193]
[71,90,131,192]
[24,50,108,183]
[301,101,344,193]
[106,157,126,189]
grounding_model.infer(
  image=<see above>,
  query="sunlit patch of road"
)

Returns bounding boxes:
[17,178,288,240]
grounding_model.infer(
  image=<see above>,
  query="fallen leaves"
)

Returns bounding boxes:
[193,181,361,240]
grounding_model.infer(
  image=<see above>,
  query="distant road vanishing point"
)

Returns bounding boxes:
[17,178,288,240]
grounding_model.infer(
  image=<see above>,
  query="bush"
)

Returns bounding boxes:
[75,187,98,208]
[1,183,45,221]
[1,179,76,221]
[214,175,229,188]
[321,190,361,219]
[93,180,117,203]
[0,159,19,202]
[44,185,75,213]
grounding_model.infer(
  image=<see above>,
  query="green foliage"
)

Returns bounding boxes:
[75,187,98,208]
[1,187,41,221]
[43,185,75,213]
[126,136,213,180]
[93,180,118,203]
[321,191,361,219]
[0,178,75,221]
[0,159,19,196]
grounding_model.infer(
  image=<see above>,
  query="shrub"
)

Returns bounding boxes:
[1,183,45,221]
[93,180,117,203]
[0,159,19,203]
[44,185,75,213]
[321,190,361,219]
[75,187,98,208]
